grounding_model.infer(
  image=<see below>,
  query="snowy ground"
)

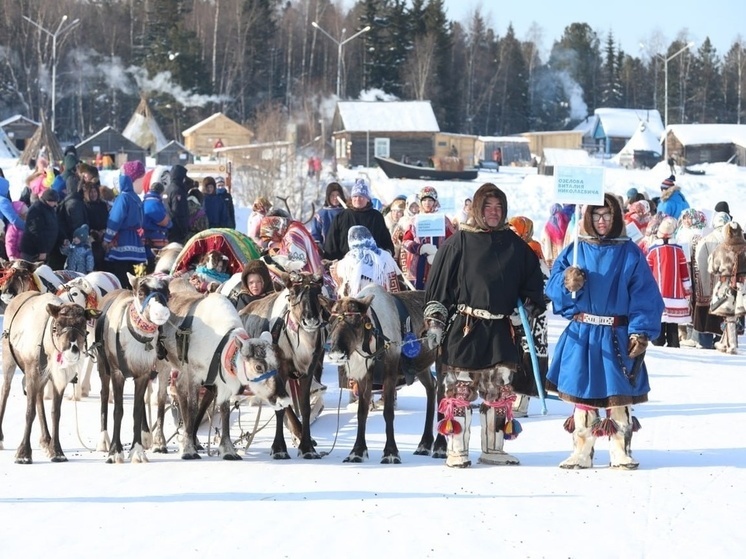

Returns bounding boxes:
[0,311,744,559]
[1,157,746,558]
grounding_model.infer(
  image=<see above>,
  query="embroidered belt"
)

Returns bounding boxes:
[573,313,628,327]
[457,304,505,320]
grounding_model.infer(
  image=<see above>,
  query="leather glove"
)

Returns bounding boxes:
[628,334,648,358]
[563,266,586,292]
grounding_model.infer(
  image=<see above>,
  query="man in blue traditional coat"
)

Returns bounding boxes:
[545,193,664,470]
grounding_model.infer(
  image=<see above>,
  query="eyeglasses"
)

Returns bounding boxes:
[591,212,613,223]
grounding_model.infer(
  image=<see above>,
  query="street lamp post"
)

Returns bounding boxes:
[311,21,371,98]
[23,14,80,133]
[642,41,695,163]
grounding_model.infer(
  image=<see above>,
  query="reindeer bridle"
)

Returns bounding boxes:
[329,306,390,360]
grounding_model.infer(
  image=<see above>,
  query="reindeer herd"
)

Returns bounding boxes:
[0,251,448,465]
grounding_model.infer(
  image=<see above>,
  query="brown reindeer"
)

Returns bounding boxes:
[0,292,99,463]
[321,285,439,463]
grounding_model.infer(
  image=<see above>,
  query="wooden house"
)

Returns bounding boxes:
[181,113,253,157]
[666,124,746,166]
[0,114,39,152]
[433,133,477,165]
[476,136,532,166]
[76,126,147,166]
[155,140,194,167]
[574,108,664,155]
[521,131,584,160]
[331,101,440,167]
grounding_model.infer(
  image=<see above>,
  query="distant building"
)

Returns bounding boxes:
[574,108,664,155]
[181,113,253,157]
[76,126,147,166]
[155,140,194,167]
[0,114,39,153]
[666,124,746,167]
[331,101,440,167]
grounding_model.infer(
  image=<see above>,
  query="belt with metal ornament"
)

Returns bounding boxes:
[457,304,506,320]
[573,313,628,327]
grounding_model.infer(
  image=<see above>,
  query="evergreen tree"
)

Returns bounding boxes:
[494,25,529,135]
[689,38,723,122]
[722,41,746,124]
[549,23,602,115]
[600,34,622,107]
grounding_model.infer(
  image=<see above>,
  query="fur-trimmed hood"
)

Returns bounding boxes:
[723,221,746,247]
[659,185,682,203]
[462,182,508,232]
[241,259,274,295]
[580,192,626,241]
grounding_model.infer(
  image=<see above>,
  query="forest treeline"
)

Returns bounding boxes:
[0,0,743,146]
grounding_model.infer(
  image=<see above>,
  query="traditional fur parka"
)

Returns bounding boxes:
[708,222,746,317]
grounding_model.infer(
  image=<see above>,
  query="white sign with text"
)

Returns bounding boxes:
[415,213,446,238]
[553,166,606,205]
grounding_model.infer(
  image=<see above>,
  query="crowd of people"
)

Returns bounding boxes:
[0,153,235,288]
[2,153,744,472]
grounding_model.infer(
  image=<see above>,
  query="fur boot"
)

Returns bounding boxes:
[445,407,472,468]
[512,394,530,418]
[608,406,639,469]
[559,407,598,469]
[479,404,520,465]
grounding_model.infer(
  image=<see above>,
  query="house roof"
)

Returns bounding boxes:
[0,127,19,158]
[156,140,191,154]
[542,148,593,166]
[669,124,746,147]
[181,112,250,137]
[337,101,440,133]
[0,114,39,128]
[76,126,147,155]
[574,108,664,139]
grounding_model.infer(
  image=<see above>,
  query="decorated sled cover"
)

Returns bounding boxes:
[170,228,262,276]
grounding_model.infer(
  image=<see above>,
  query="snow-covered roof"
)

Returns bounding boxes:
[542,148,593,166]
[477,136,530,143]
[618,121,662,155]
[337,101,440,133]
[669,124,746,147]
[0,127,19,158]
[0,114,39,128]
[574,108,664,139]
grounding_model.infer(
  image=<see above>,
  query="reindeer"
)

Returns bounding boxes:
[157,291,292,459]
[93,274,171,463]
[55,271,123,399]
[0,259,82,305]
[322,285,439,463]
[239,271,327,459]
[0,292,99,463]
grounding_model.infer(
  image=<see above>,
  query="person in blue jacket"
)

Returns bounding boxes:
[656,174,690,219]
[103,161,147,288]
[545,193,664,470]
[0,174,25,233]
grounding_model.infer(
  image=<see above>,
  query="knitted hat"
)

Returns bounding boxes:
[660,175,676,190]
[714,201,730,215]
[350,179,371,200]
[215,176,226,187]
[657,216,678,239]
[418,186,438,202]
[40,188,59,203]
[626,187,639,198]
[73,224,90,243]
[122,160,145,182]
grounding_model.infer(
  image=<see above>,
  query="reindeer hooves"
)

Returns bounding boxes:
[432,449,447,459]
[413,447,432,456]
[152,445,169,454]
[343,453,367,463]
[299,449,322,460]
[14,455,32,465]
[381,454,401,465]
[106,452,125,464]
[271,450,291,460]
[181,452,201,460]
[222,453,243,461]
[51,454,68,463]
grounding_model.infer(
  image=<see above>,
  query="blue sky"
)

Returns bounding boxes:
[442,0,744,57]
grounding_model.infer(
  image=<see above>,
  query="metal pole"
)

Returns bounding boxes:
[312,22,370,99]
[336,41,343,98]
[664,57,669,163]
